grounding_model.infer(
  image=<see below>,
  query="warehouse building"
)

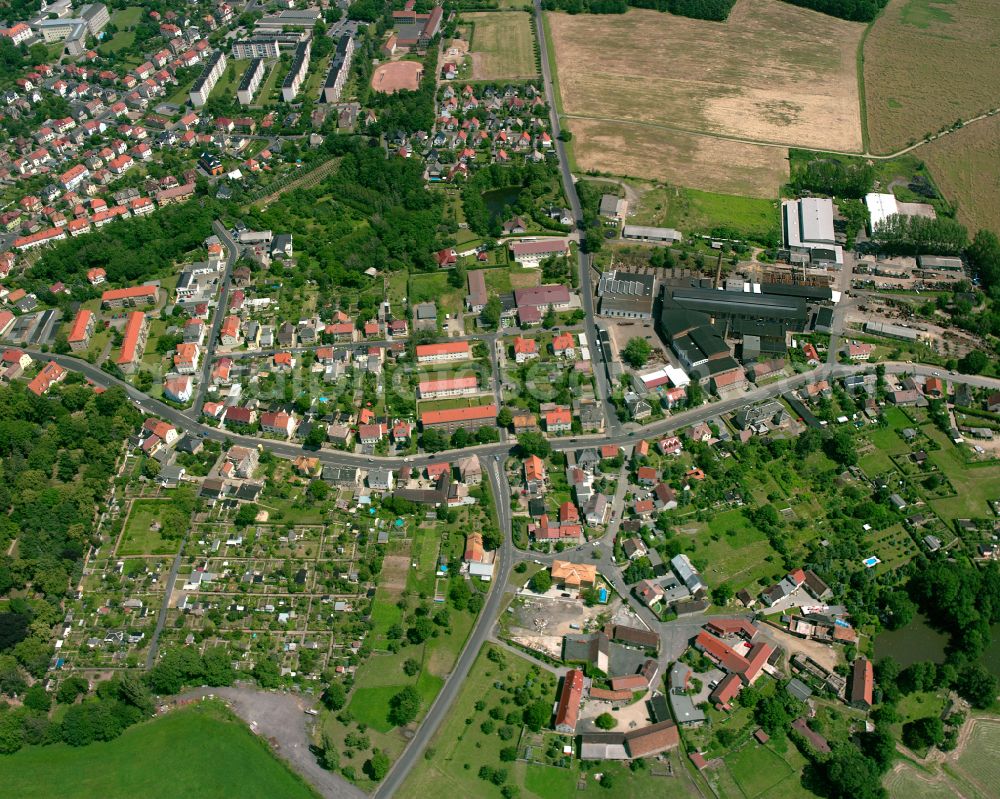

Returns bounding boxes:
[622,225,682,244]
[782,197,843,266]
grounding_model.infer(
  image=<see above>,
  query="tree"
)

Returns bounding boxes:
[407,616,434,644]
[403,658,420,676]
[517,432,551,458]
[497,407,513,428]
[253,656,281,689]
[957,349,988,375]
[0,711,25,754]
[622,337,652,368]
[530,570,552,593]
[902,716,944,750]
[543,307,558,329]
[319,731,339,771]
[882,590,915,630]
[365,749,390,780]
[595,712,617,730]
[687,380,703,407]
[712,583,734,606]
[388,686,421,727]
[956,663,997,709]
[235,503,259,528]
[23,683,51,713]
[305,425,326,448]
[57,676,89,705]
[201,647,236,687]
[523,699,550,731]
[322,682,346,711]
[821,743,887,799]
[482,296,502,328]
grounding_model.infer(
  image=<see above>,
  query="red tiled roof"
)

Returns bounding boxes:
[116,312,145,365]
[554,669,584,731]
[421,404,496,426]
[67,309,93,343]
[102,284,157,302]
[415,341,469,358]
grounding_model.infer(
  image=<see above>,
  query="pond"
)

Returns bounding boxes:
[483,186,521,219]
[875,614,1000,677]
[874,614,948,668]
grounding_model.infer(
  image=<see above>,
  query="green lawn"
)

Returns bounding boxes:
[118,499,183,556]
[524,764,576,799]
[725,742,794,798]
[693,508,783,592]
[110,6,143,27]
[99,30,136,55]
[409,272,464,316]
[0,702,318,799]
[634,185,779,242]
[210,59,251,101]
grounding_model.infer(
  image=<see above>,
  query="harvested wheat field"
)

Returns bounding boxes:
[922,115,1000,236]
[864,0,1000,154]
[464,12,537,80]
[371,61,423,94]
[568,118,789,198]
[548,0,864,152]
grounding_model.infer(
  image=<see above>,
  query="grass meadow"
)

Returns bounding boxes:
[0,702,318,799]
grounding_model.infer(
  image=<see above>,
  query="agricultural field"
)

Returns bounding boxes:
[863,0,1000,154]
[0,703,318,799]
[884,716,1000,799]
[922,114,1000,235]
[566,117,789,198]
[548,0,865,152]
[464,12,538,81]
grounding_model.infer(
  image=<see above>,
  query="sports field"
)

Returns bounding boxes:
[863,0,1000,154]
[371,61,423,94]
[567,117,789,198]
[0,703,318,799]
[548,0,864,152]
[922,114,1000,235]
[465,12,538,80]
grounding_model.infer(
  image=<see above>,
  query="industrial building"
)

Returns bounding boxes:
[657,299,744,391]
[597,270,656,319]
[917,254,964,272]
[281,40,311,102]
[864,321,920,341]
[782,197,843,266]
[256,8,322,31]
[622,225,682,244]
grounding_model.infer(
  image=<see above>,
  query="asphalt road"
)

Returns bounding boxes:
[24,346,1000,471]
[373,455,514,799]
[190,221,240,417]
[533,0,618,434]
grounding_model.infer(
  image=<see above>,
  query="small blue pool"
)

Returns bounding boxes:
[862,556,880,568]
[598,587,608,603]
